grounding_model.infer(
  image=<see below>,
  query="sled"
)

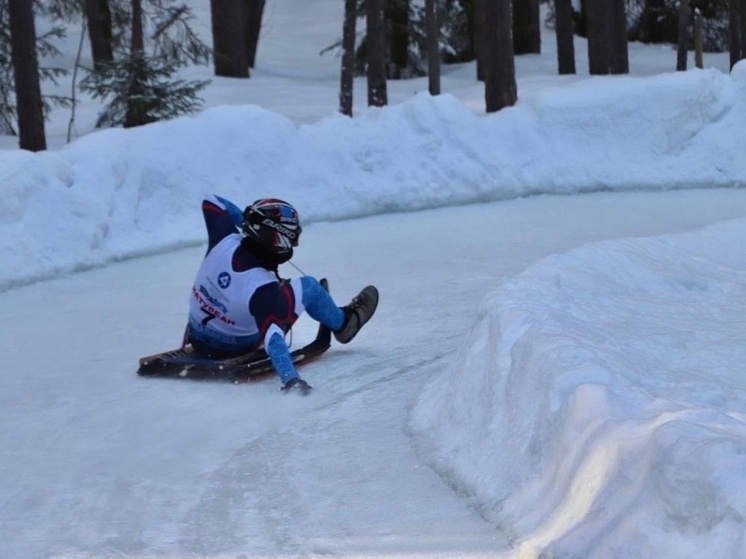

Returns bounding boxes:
[138,278,333,384]
[136,322,331,383]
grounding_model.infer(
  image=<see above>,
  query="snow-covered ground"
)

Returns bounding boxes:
[2,1,745,557]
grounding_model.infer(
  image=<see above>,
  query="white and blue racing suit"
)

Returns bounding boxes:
[187,195,346,385]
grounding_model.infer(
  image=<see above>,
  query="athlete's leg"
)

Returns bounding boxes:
[288,276,345,331]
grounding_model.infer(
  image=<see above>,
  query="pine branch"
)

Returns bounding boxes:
[151,5,187,41]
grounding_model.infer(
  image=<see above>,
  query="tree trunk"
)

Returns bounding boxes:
[586,0,627,75]
[639,0,669,42]
[210,0,250,77]
[130,0,144,51]
[367,0,388,106]
[676,0,689,71]
[124,0,146,128]
[694,9,703,68]
[575,0,588,37]
[8,0,46,151]
[246,0,265,68]
[738,0,746,60]
[484,0,517,113]
[610,0,628,74]
[425,0,441,95]
[555,0,576,74]
[84,0,114,66]
[586,0,611,74]
[728,0,741,68]
[339,0,357,116]
[474,0,487,81]
[386,0,409,78]
[513,0,541,55]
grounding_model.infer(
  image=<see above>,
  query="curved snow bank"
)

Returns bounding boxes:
[409,218,746,559]
[2,65,746,290]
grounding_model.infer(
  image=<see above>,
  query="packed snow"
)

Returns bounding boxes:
[1,1,746,557]
[410,218,746,557]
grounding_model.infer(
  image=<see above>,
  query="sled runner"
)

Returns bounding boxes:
[136,322,332,383]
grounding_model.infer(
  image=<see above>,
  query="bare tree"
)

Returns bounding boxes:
[513,0,540,54]
[586,0,610,73]
[638,0,672,43]
[83,0,114,66]
[611,0,628,73]
[124,0,145,128]
[387,0,409,78]
[131,0,143,51]
[694,8,703,68]
[339,0,357,116]
[474,0,487,81]
[484,0,517,113]
[8,0,46,151]
[741,0,746,63]
[727,0,740,68]
[731,0,746,67]
[247,0,266,68]
[367,0,388,106]
[425,0,440,95]
[677,0,689,71]
[555,0,576,74]
[586,0,628,74]
[210,0,250,77]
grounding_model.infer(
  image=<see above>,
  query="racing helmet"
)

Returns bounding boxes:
[241,198,302,256]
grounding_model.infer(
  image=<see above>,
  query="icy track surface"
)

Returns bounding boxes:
[1,189,746,559]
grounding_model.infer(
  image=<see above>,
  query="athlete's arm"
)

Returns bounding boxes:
[201,194,244,252]
[250,282,300,385]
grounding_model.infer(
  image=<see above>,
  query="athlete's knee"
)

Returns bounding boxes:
[300,275,323,306]
[299,276,345,331]
[300,275,319,292]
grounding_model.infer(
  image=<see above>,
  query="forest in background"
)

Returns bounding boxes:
[3,0,746,151]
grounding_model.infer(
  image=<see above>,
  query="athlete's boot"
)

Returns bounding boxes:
[334,286,379,344]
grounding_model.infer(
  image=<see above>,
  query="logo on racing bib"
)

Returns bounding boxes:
[217,272,231,289]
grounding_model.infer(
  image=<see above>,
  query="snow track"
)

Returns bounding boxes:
[2,189,746,558]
